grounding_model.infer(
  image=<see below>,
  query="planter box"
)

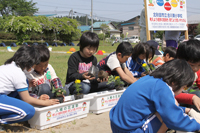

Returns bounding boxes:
[28,95,93,130]
[176,131,194,133]
[86,88,126,114]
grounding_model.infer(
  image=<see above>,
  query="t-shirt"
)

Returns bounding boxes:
[0,61,28,95]
[26,64,58,90]
[66,51,97,84]
[152,56,165,68]
[165,31,181,42]
[97,52,126,76]
[126,57,145,77]
[110,75,200,132]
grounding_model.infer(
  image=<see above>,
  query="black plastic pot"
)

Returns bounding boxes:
[74,94,84,100]
[115,86,124,91]
[54,96,64,103]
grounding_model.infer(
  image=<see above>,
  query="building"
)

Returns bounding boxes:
[78,22,121,37]
[118,16,140,38]
[92,21,121,37]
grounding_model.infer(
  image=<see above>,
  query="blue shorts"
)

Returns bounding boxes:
[111,114,162,133]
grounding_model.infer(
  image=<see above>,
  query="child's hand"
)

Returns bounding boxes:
[44,99,59,106]
[188,109,200,123]
[141,72,146,77]
[82,72,95,80]
[39,94,50,100]
[29,79,37,87]
[192,95,200,111]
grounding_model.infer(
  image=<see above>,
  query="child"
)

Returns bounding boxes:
[175,39,200,112]
[26,45,68,99]
[65,31,114,94]
[97,42,137,85]
[152,46,177,68]
[126,42,155,78]
[110,59,200,132]
[0,45,59,128]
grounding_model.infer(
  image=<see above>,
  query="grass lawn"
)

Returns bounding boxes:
[0,41,138,86]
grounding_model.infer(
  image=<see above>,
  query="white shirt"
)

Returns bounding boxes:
[0,62,28,95]
[107,53,126,71]
[25,64,58,90]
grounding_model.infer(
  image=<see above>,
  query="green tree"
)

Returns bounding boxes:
[196,23,200,35]
[100,23,110,43]
[2,16,42,45]
[0,0,38,17]
[154,31,164,39]
[35,16,81,44]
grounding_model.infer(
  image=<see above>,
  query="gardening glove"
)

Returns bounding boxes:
[188,108,200,123]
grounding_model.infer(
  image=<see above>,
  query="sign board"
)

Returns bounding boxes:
[146,0,187,31]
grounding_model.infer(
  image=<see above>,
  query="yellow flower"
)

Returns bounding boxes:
[115,76,120,80]
[75,79,81,84]
[142,63,147,67]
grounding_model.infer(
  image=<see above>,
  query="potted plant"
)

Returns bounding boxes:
[52,88,66,103]
[107,75,125,91]
[74,79,84,100]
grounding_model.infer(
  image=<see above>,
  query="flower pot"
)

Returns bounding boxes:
[54,96,64,103]
[74,94,84,100]
[115,86,124,91]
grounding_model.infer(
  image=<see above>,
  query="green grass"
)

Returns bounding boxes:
[0,41,133,85]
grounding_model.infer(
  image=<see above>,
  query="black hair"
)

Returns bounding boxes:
[176,39,200,63]
[163,46,177,58]
[79,31,99,52]
[116,42,133,57]
[35,44,50,62]
[132,42,155,63]
[4,45,40,70]
[150,59,194,92]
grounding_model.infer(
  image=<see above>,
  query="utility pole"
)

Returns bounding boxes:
[86,15,88,26]
[91,0,93,32]
[68,9,73,19]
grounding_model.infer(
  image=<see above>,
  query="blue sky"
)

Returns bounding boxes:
[31,0,200,22]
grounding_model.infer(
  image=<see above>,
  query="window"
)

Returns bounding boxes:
[129,27,134,30]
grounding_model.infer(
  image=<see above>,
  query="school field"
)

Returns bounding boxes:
[0,41,136,133]
[0,41,124,86]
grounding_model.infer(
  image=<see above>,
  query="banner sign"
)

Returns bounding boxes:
[146,0,187,31]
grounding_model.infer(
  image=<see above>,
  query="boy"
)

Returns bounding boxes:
[65,31,114,94]
[26,45,67,99]
[152,46,177,68]
[97,42,137,85]
[175,39,200,112]
[110,59,200,132]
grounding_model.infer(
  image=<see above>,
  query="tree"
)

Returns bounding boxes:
[35,16,81,44]
[0,0,38,17]
[195,23,200,35]
[2,16,42,45]
[100,23,110,43]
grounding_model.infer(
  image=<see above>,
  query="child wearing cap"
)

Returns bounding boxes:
[152,46,177,68]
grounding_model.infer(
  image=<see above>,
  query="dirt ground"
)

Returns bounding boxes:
[1,111,112,133]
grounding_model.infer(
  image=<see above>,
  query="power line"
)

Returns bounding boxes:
[38,0,142,6]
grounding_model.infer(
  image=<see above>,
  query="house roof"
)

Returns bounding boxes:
[34,14,57,17]
[109,29,121,33]
[121,22,136,26]
[78,25,91,32]
[93,21,110,28]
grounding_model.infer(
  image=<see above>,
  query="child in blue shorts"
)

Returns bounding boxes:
[0,45,59,130]
[110,59,200,132]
